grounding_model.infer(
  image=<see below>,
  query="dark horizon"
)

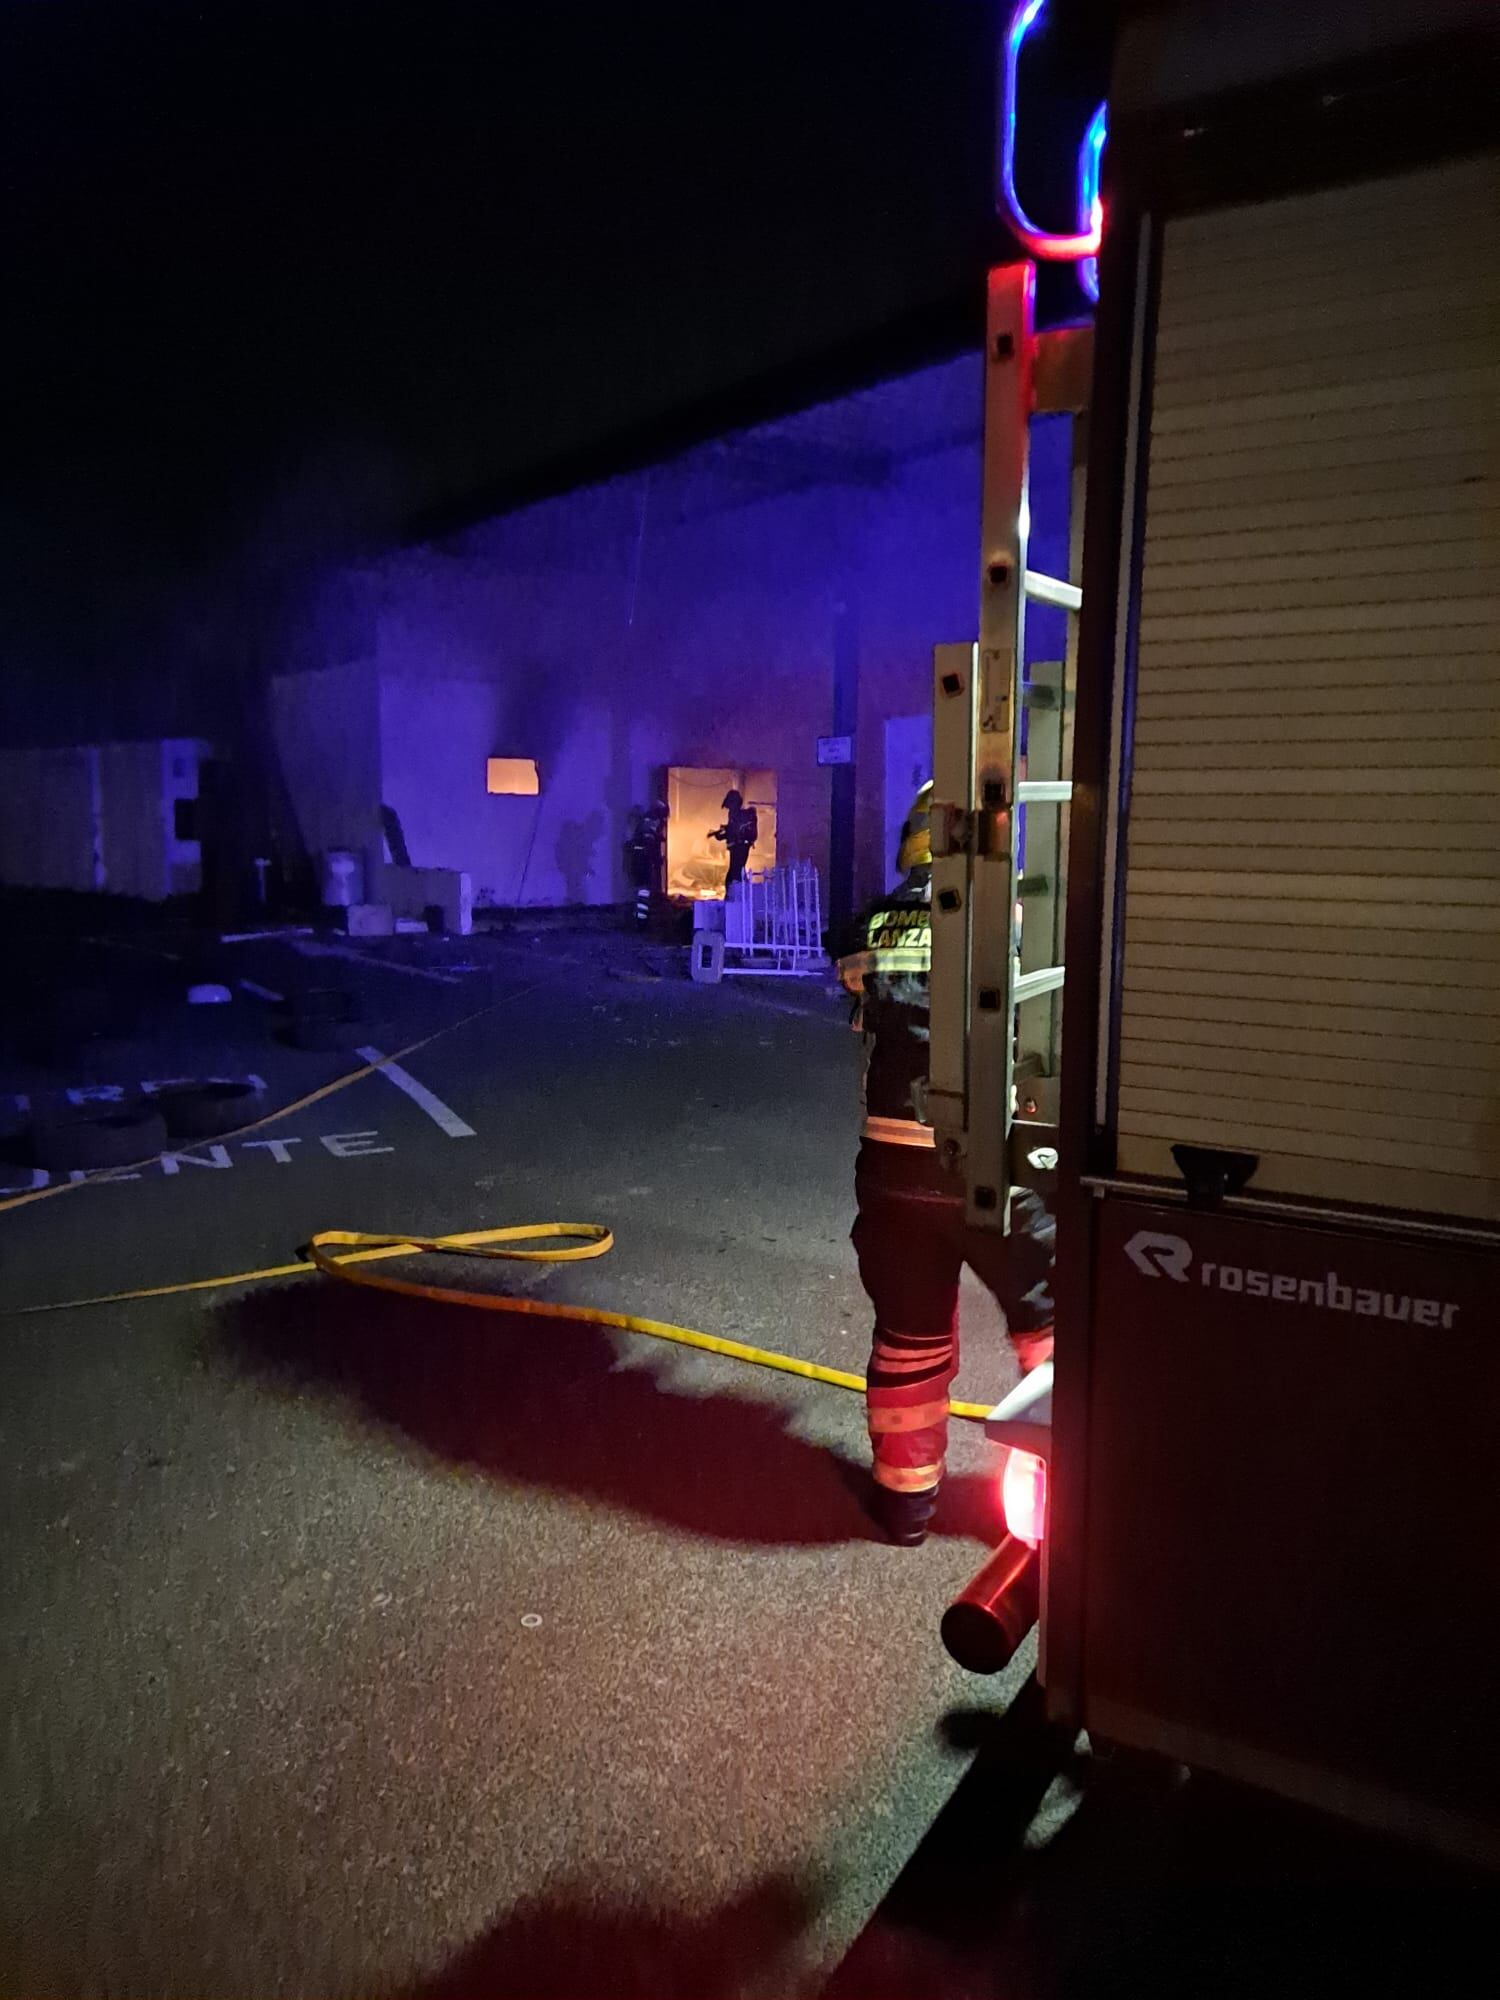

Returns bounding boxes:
[3,0,1110,736]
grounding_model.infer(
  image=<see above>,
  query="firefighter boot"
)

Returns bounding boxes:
[871,1480,941,1547]
[1012,1325,1054,1375]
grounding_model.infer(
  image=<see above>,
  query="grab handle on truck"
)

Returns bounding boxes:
[1171,1144,1260,1210]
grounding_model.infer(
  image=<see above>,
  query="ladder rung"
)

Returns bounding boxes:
[1017,780,1073,805]
[1014,965,1065,1005]
[1024,572,1082,612]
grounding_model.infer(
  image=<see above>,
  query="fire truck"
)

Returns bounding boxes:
[934,0,1499,1864]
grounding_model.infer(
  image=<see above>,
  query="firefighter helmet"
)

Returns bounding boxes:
[897,780,934,875]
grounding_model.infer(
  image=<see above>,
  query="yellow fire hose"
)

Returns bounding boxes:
[12,1221,992,1423]
[1,984,991,1419]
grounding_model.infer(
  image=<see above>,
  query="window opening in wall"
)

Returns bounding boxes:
[665,766,778,898]
[486,757,541,796]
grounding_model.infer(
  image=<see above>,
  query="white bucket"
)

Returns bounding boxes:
[322,848,364,908]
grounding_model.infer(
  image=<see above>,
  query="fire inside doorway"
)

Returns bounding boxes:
[665,767,777,898]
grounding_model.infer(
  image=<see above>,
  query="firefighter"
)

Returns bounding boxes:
[625,798,668,928]
[710,789,758,891]
[839,781,1055,1546]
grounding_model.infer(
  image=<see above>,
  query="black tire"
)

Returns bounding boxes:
[153,1079,268,1139]
[292,986,359,1024]
[291,1014,369,1053]
[287,984,380,1054]
[32,1106,168,1172]
[25,985,136,1060]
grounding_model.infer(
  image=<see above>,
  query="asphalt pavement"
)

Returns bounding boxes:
[2,920,1029,1997]
[2,919,1492,1998]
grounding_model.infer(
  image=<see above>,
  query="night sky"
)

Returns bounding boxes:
[4,0,1111,734]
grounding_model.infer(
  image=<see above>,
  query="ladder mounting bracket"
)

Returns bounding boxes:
[930,802,1012,860]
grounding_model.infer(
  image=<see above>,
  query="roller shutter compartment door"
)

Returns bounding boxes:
[1116,152,1500,1223]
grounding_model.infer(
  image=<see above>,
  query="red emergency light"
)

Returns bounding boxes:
[1001,1445,1048,1547]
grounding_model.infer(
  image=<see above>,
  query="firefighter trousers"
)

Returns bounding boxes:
[851,1151,1055,1495]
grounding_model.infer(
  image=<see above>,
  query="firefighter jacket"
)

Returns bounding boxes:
[717,804,758,852]
[838,877,950,1188]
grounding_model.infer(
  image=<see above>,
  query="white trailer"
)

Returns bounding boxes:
[0,738,209,902]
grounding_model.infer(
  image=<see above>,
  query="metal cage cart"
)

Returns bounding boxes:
[722,862,825,976]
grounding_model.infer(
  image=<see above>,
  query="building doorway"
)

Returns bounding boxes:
[665,766,778,897]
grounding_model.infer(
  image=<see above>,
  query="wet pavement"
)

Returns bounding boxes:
[2,920,1022,1996]
[1,918,1490,1997]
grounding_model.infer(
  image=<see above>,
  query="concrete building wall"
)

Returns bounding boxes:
[619,474,869,898]
[361,476,957,909]
[298,356,1071,915]
[367,494,651,908]
[853,430,984,900]
[269,659,384,898]
[377,671,628,909]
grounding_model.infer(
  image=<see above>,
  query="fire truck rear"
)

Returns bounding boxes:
[934,0,1500,1864]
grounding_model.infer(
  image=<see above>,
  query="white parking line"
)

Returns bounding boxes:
[294,940,464,985]
[221,926,314,943]
[238,978,285,1002]
[357,1047,476,1138]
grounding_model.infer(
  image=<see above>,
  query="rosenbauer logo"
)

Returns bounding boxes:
[1122,1230,1461,1329]
[1123,1231,1193,1281]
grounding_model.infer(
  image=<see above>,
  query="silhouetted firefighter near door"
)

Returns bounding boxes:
[839,782,1055,1546]
[625,798,668,928]
[710,789,757,891]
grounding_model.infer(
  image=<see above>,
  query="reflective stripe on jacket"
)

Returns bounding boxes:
[836,881,933,1133]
